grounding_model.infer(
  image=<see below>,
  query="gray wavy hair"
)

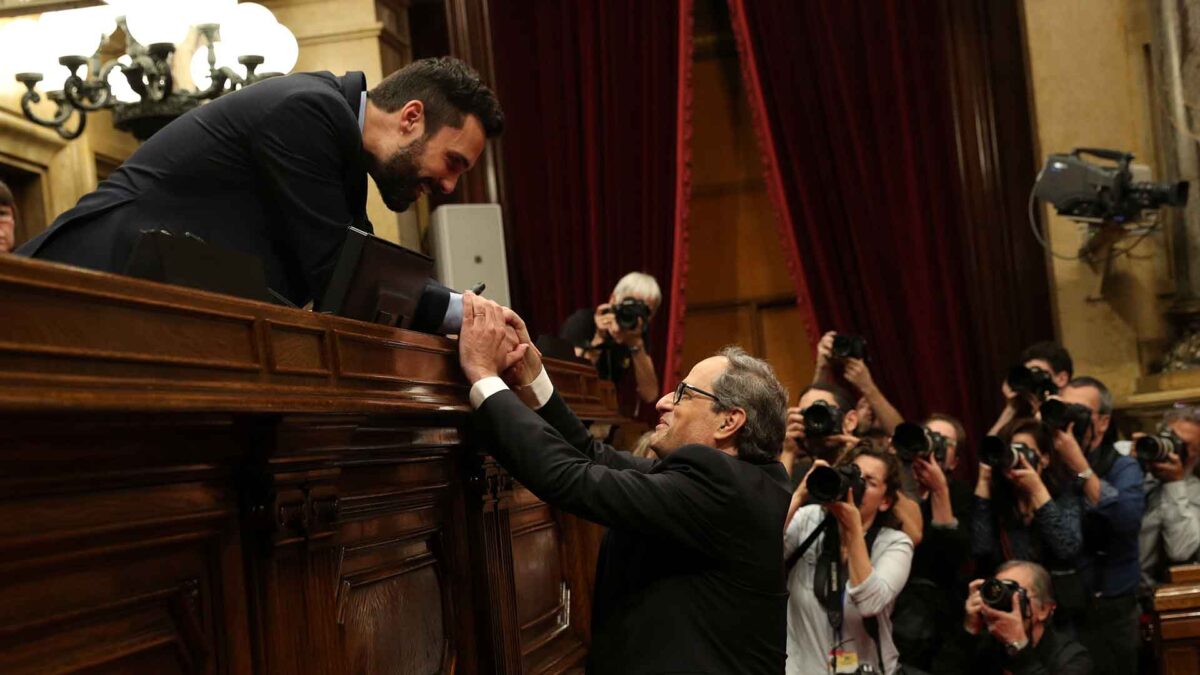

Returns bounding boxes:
[709,346,788,463]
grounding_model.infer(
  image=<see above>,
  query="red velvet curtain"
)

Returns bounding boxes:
[728,0,1054,465]
[489,0,694,394]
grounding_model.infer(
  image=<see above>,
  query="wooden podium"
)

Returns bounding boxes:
[0,255,617,674]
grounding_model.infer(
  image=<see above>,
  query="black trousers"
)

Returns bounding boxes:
[1077,593,1139,675]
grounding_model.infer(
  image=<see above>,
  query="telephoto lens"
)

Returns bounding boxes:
[806,464,867,506]
[1135,430,1185,465]
[979,577,1023,610]
[1006,364,1058,400]
[980,436,1041,472]
[892,423,948,463]
[609,298,651,331]
[831,334,868,361]
[801,400,843,439]
[1039,398,1092,444]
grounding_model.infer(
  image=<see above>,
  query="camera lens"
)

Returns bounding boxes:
[806,466,842,503]
[892,423,929,463]
[1135,432,1183,464]
[979,578,1018,610]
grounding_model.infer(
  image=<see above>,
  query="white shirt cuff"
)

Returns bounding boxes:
[527,366,555,410]
[469,376,509,409]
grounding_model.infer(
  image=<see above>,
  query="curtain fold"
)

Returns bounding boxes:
[728,0,1053,462]
[490,0,695,404]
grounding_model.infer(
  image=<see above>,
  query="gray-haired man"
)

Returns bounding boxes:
[1138,404,1200,589]
[458,292,792,674]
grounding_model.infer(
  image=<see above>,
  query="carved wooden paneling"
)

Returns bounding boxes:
[0,256,618,675]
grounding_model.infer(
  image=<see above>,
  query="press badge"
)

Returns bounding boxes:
[829,648,858,674]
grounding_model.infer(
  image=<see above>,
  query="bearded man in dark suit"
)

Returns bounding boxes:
[458,293,792,675]
[18,57,502,307]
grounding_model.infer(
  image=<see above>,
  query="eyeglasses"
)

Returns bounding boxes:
[673,380,722,406]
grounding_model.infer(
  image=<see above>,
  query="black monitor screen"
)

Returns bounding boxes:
[316,227,434,327]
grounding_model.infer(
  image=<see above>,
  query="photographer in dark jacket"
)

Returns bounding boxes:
[972,418,1086,630]
[560,271,661,417]
[892,413,975,670]
[464,294,792,674]
[1057,377,1144,675]
[935,560,1093,674]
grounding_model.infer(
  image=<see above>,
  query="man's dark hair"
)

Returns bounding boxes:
[368,56,504,138]
[1021,341,1073,378]
[0,179,13,208]
[709,346,789,463]
[1065,376,1113,415]
[799,382,855,413]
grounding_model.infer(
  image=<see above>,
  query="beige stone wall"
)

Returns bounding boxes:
[1022,0,1174,398]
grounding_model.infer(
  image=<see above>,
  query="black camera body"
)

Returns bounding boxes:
[802,400,844,439]
[1039,398,1093,445]
[831,333,868,361]
[1135,429,1186,465]
[981,436,1041,472]
[807,463,867,506]
[1034,148,1188,224]
[892,422,949,464]
[1006,364,1058,400]
[605,298,651,331]
[980,577,1027,612]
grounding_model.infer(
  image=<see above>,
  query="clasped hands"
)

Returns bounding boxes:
[458,291,543,388]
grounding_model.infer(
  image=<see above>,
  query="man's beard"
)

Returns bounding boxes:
[369,137,429,212]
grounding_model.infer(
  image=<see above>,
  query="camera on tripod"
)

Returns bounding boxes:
[981,436,1041,472]
[602,298,651,331]
[1035,148,1187,224]
[801,400,844,439]
[891,422,949,464]
[807,463,866,505]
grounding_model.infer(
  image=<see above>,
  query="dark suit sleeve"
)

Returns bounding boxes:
[250,90,367,300]
[477,390,733,551]
[537,392,656,472]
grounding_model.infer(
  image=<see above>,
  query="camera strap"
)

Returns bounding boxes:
[785,514,831,575]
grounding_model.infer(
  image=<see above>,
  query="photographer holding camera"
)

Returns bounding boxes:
[935,560,1093,674]
[972,419,1085,629]
[891,414,975,670]
[1053,376,1144,675]
[813,331,905,435]
[560,272,661,415]
[989,342,1074,436]
[784,382,861,471]
[785,444,914,675]
[1137,404,1200,589]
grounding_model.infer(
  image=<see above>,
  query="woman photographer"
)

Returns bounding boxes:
[786,443,914,675]
[972,418,1085,630]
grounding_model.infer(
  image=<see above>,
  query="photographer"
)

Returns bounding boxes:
[1055,376,1144,675]
[990,342,1074,436]
[560,272,661,414]
[892,413,974,670]
[0,180,16,254]
[812,331,904,435]
[972,419,1085,628]
[934,560,1094,674]
[784,382,861,476]
[785,444,914,675]
[1138,404,1200,589]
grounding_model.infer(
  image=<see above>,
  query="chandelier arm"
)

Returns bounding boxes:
[19,89,74,129]
[63,74,113,112]
[55,106,87,140]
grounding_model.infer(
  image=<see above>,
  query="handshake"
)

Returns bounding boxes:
[457,292,544,389]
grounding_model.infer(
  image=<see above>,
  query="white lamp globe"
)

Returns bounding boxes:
[107,56,140,103]
[189,43,221,89]
[185,0,238,28]
[258,21,298,74]
[0,19,46,79]
[122,0,191,46]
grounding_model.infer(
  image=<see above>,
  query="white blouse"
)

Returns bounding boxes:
[784,504,914,675]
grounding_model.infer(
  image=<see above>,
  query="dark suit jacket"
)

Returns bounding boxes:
[475,390,791,674]
[933,623,1094,675]
[18,71,372,306]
